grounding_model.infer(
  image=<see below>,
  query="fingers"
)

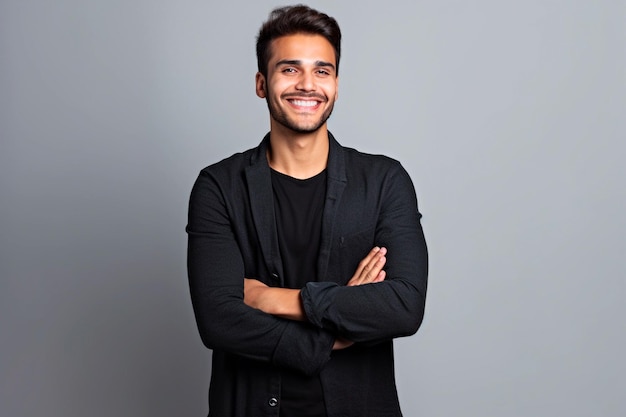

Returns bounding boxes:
[372,270,386,283]
[347,246,387,286]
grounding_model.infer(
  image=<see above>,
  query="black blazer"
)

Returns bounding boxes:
[187,132,428,417]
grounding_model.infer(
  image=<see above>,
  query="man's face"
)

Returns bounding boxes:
[256,33,339,135]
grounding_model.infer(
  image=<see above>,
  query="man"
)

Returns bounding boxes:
[187,5,428,416]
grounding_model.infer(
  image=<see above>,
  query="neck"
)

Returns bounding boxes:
[267,125,329,179]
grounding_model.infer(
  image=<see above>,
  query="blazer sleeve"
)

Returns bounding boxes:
[300,161,428,343]
[187,170,334,376]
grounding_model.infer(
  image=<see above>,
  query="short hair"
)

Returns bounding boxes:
[256,5,342,78]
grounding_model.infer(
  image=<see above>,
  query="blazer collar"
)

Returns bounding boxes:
[248,132,346,177]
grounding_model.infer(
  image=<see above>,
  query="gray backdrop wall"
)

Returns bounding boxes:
[2,0,624,416]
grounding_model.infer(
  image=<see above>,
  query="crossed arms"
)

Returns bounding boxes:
[187,157,427,375]
[244,246,388,349]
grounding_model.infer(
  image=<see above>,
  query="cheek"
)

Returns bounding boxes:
[328,87,339,102]
[321,80,338,101]
[268,77,291,94]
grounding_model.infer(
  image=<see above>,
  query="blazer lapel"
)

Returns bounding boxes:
[245,135,283,286]
[317,133,347,282]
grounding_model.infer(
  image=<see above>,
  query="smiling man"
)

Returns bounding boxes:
[187,5,428,417]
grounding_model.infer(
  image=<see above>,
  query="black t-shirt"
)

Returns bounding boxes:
[271,168,327,417]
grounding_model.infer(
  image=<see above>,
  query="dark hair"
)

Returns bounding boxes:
[256,5,342,78]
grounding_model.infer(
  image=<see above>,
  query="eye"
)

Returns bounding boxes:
[316,68,334,77]
[282,67,297,74]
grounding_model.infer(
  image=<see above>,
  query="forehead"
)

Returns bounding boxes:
[268,33,336,66]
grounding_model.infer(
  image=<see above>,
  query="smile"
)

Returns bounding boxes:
[288,99,320,107]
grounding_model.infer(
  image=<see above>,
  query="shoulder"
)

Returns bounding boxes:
[338,144,407,182]
[342,145,400,167]
[333,142,416,200]
[200,146,256,177]
[198,133,270,179]
[330,133,402,171]
[194,137,269,187]
[190,140,266,201]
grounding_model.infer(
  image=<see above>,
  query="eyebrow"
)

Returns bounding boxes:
[275,59,336,71]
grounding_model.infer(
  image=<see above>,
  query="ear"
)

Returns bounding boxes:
[255,72,266,99]
[334,76,339,102]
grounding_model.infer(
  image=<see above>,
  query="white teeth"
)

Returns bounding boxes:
[291,100,318,107]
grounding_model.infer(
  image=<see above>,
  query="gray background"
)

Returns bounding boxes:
[1,0,624,416]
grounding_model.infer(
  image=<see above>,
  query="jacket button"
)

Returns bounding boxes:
[268,397,278,407]
[272,273,279,278]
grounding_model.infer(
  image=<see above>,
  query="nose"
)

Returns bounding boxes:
[296,72,315,91]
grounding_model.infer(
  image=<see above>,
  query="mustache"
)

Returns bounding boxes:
[281,92,327,102]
